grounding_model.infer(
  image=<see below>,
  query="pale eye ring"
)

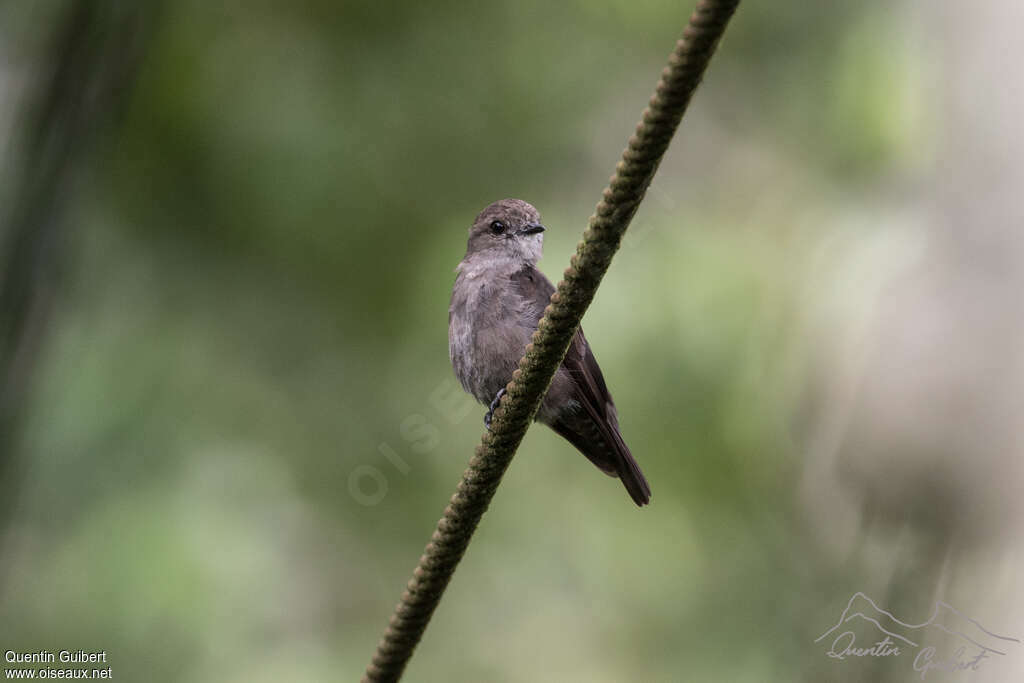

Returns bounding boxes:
[489,220,507,235]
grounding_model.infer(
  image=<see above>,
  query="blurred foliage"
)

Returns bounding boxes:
[2,1,1014,682]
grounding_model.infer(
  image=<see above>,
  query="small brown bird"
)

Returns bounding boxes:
[448,199,651,506]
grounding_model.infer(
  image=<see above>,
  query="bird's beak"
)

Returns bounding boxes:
[521,223,546,235]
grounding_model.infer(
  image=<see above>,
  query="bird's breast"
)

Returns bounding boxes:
[449,270,532,404]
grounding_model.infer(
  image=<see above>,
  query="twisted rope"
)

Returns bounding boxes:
[363,1,740,679]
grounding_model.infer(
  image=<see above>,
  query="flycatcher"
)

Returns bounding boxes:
[448,199,651,506]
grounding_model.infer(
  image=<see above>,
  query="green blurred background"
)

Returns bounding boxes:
[2,1,1022,681]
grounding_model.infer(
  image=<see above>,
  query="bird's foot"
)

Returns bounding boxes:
[483,388,507,430]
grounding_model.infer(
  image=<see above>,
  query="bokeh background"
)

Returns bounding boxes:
[2,1,1022,681]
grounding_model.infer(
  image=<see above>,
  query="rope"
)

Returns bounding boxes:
[362,2,740,679]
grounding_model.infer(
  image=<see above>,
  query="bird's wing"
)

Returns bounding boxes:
[508,264,613,420]
[508,262,556,324]
[565,328,614,420]
[510,264,650,505]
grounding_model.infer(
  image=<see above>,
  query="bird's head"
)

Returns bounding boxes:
[464,199,546,265]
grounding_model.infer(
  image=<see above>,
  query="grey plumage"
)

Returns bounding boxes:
[448,199,651,506]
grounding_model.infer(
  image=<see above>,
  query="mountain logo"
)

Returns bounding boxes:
[815,592,1020,678]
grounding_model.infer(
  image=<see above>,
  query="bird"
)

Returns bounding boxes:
[448,198,651,506]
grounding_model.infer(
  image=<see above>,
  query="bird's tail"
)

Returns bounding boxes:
[605,421,651,506]
[550,409,651,506]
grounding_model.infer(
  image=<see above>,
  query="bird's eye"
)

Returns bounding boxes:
[489,220,507,235]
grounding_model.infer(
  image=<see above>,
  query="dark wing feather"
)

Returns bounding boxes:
[510,264,651,506]
[560,330,651,505]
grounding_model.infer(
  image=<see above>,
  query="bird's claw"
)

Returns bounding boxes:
[484,388,506,430]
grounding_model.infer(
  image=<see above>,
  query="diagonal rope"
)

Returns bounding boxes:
[363,1,740,680]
